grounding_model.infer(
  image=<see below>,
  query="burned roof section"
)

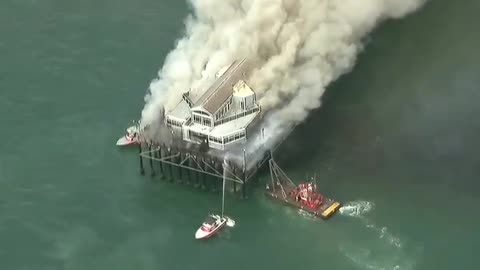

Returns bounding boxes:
[194,58,249,114]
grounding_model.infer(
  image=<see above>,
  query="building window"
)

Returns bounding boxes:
[210,136,222,143]
[167,118,183,127]
[193,114,202,124]
[221,131,246,144]
[204,118,211,126]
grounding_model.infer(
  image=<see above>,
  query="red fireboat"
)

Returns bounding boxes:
[290,182,324,210]
[265,158,340,219]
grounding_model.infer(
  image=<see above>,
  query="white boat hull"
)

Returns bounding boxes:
[116,125,139,146]
[194,218,227,239]
[116,136,137,146]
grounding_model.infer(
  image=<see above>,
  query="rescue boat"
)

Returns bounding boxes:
[194,214,227,240]
[195,160,235,240]
[116,125,139,146]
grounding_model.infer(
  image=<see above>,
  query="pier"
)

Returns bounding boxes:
[132,58,297,198]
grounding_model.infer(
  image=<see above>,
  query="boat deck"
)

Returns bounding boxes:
[265,183,340,219]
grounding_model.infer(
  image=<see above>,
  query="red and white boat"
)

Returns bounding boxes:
[194,160,235,240]
[116,125,139,146]
[195,214,227,239]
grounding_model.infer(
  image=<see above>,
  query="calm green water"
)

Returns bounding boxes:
[1,0,479,269]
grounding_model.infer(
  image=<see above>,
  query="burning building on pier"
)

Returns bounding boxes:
[134,58,272,197]
[164,58,261,151]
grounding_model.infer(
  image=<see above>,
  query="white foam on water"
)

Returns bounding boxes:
[340,242,419,270]
[297,209,318,221]
[340,245,410,270]
[226,216,236,227]
[339,200,375,217]
[378,226,402,249]
[338,200,421,269]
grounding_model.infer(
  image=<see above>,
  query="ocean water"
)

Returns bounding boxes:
[0,0,479,269]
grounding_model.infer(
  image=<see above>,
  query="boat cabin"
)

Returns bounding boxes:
[201,216,220,232]
[201,223,213,232]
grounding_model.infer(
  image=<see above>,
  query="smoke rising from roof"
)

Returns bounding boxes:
[140,0,426,164]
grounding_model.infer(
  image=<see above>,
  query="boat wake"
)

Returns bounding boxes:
[338,200,422,270]
[339,200,375,218]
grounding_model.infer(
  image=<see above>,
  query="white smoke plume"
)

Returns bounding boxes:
[140,0,426,165]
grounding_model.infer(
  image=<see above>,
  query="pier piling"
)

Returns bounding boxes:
[158,146,164,179]
[168,147,174,182]
[232,166,237,193]
[149,144,155,177]
[187,154,194,186]
[138,143,145,175]
[137,139,273,198]
[242,176,246,199]
[178,151,184,182]
[174,148,182,184]
[200,156,207,189]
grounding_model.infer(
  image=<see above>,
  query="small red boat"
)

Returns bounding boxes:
[195,214,227,240]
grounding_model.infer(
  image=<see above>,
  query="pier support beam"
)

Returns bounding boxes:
[178,151,185,182]
[199,156,207,189]
[168,147,174,182]
[174,149,182,184]
[138,143,144,175]
[158,146,164,179]
[187,154,196,186]
[242,178,246,199]
[149,144,155,177]
[215,161,222,191]
[194,155,200,187]
[232,166,237,193]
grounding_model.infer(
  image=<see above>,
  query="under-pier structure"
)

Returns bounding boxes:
[136,125,294,198]
[138,143,256,198]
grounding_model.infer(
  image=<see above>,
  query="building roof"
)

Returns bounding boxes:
[193,58,249,114]
[168,99,190,122]
[233,80,254,98]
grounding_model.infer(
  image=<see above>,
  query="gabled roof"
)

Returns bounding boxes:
[194,58,249,114]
